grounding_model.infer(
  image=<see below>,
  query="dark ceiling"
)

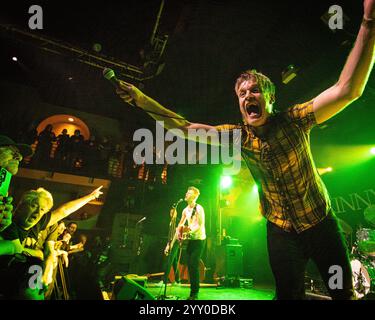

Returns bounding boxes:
[1,0,374,139]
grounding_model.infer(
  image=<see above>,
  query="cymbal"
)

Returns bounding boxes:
[364,205,375,226]
[337,218,353,235]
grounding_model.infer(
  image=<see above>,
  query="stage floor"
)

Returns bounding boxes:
[145,282,275,300]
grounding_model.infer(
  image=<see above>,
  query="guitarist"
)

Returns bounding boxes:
[177,186,206,300]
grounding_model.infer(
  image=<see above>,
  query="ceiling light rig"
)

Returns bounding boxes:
[1,0,169,82]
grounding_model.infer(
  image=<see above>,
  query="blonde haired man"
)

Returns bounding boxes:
[177,186,205,300]
[116,0,375,299]
[0,186,102,299]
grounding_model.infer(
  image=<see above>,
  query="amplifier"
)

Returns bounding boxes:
[215,244,244,278]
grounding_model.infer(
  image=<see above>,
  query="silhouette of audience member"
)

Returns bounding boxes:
[54,129,70,170]
[68,130,84,171]
[33,124,56,167]
[98,137,112,176]
[18,125,38,146]
[84,135,99,174]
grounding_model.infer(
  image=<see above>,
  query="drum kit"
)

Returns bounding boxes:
[344,205,375,299]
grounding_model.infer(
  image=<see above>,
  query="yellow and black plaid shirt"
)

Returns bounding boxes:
[217,100,331,233]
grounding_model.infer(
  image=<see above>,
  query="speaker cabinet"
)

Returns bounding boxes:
[215,244,243,278]
[111,276,156,300]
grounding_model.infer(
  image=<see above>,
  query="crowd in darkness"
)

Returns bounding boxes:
[20,124,139,179]
[0,131,167,300]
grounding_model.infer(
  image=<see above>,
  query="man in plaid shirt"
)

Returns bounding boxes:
[117,0,375,299]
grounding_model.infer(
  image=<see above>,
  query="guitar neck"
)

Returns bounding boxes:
[169,230,178,248]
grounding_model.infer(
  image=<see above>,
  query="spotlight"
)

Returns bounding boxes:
[371,147,375,155]
[12,57,18,62]
[220,176,232,189]
[252,184,258,193]
[68,117,74,122]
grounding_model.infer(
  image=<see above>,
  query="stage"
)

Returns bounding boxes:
[106,280,275,300]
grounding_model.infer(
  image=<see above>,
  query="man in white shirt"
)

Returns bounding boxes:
[177,186,206,300]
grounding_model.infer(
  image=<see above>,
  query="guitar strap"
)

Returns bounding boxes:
[191,204,197,217]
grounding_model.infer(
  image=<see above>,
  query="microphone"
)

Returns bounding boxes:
[172,198,184,209]
[103,68,120,89]
[136,216,146,225]
[103,68,136,107]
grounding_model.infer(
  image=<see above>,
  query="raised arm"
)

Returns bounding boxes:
[47,186,103,227]
[313,0,375,124]
[116,81,215,132]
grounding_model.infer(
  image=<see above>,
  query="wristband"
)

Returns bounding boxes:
[362,16,375,29]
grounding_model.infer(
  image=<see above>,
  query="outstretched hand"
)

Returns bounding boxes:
[89,186,103,200]
[364,0,375,20]
[116,80,145,107]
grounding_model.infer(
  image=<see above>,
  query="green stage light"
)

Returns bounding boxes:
[252,184,258,193]
[220,175,233,189]
[371,147,375,155]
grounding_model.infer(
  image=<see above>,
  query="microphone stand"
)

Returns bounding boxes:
[159,202,180,300]
[135,217,146,275]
